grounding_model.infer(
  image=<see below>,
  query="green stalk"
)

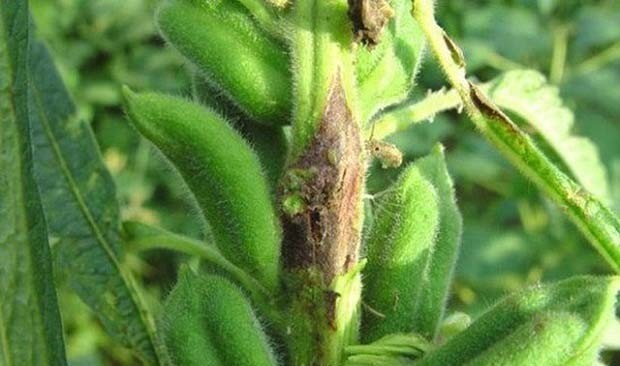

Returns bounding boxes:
[411,0,620,272]
[287,0,359,158]
[573,42,620,76]
[549,24,569,84]
[371,88,460,139]
[122,222,273,315]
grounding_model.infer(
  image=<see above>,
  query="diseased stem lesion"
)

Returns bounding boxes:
[279,0,371,362]
[279,75,365,281]
[347,0,394,46]
[278,74,366,365]
[411,0,620,273]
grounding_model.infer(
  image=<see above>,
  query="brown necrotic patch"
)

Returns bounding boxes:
[348,0,394,46]
[279,76,365,283]
[468,81,520,135]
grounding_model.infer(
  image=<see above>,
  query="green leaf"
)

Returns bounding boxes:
[411,0,620,273]
[0,2,66,364]
[355,0,426,123]
[362,145,462,341]
[162,268,278,366]
[27,34,165,365]
[329,262,366,364]
[484,70,610,203]
[416,276,620,366]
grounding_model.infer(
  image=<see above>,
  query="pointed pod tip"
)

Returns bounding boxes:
[430,143,446,156]
[121,86,142,129]
[121,85,136,104]
[177,263,195,278]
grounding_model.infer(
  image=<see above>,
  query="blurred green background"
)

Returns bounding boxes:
[31,0,619,364]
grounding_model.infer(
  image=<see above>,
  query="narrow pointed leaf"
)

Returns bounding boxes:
[355,0,426,123]
[412,0,620,273]
[0,2,66,364]
[27,36,164,364]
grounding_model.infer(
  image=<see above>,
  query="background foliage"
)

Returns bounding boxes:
[31,0,620,364]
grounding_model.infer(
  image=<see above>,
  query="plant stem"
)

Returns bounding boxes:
[280,0,366,363]
[550,24,569,84]
[484,50,526,71]
[412,0,620,273]
[573,42,620,76]
[371,88,460,139]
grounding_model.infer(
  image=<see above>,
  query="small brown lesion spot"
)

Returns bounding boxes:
[348,0,394,46]
[443,31,466,69]
[469,81,520,135]
[324,290,341,330]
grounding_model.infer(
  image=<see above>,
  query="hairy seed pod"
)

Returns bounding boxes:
[416,276,620,366]
[157,0,291,125]
[163,268,278,366]
[122,88,281,290]
[192,73,288,188]
[362,146,462,342]
[355,0,426,123]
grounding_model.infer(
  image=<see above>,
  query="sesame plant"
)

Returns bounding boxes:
[2,0,620,365]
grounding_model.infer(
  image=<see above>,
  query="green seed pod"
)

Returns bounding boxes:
[355,0,426,123]
[163,268,279,366]
[122,88,281,290]
[157,0,291,125]
[416,276,620,366]
[362,145,462,342]
[192,72,288,187]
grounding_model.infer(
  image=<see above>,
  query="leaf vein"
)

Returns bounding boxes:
[30,83,161,363]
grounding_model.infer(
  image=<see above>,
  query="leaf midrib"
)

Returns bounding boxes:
[30,82,160,363]
[0,80,16,366]
[1,8,23,364]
